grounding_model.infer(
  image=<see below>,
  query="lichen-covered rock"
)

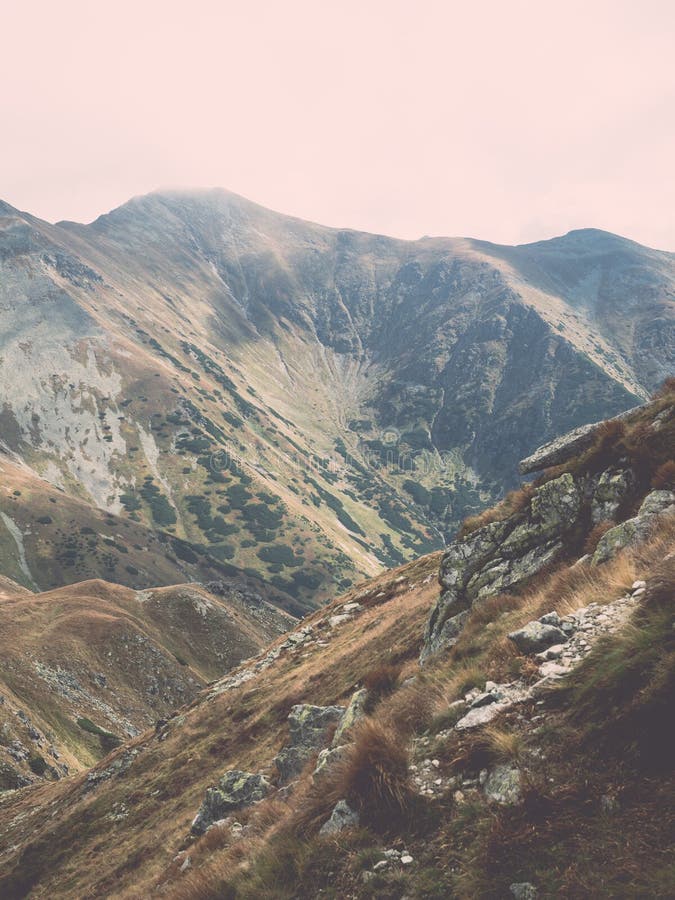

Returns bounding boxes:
[592,490,675,565]
[422,475,582,662]
[529,473,582,535]
[332,688,367,747]
[484,764,522,805]
[319,799,359,835]
[191,771,269,835]
[313,745,348,782]
[510,882,538,899]
[508,621,568,654]
[590,467,634,524]
[637,489,675,518]
[274,704,344,783]
[421,603,470,662]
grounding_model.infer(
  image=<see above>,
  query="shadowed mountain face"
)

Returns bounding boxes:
[0,189,672,606]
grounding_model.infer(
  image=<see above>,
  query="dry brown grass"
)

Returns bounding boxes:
[457,484,536,539]
[336,719,412,825]
[482,724,524,763]
[651,459,675,490]
[378,676,441,736]
[362,661,403,711]
[643,554,675,608]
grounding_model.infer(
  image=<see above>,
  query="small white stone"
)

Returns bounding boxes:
[431,759,440,768]
[632,580,646,591]
[401,854,414,865]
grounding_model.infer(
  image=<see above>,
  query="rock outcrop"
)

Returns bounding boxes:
[422,473,583,661]
[319,799,360,835]
[274,704,345,783]
[592,490,675,565]
[313,688,368,782]
[191,770,270,835]
[422,403,675,662]
[518,404,646,475]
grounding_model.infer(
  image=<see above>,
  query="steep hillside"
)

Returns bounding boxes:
[0,450,305,615]
[2,191,672,605]
[0,392,672,898]
[0,578,293,791]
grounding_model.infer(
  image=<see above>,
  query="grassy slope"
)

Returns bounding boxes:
[0,454,306,615]
[0,553,441,897]
[0,579,293,780]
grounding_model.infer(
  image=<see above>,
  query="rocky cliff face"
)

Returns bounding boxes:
[1,190,672,606]
[422,395,675,660]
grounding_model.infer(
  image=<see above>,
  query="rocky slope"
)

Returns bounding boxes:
[0,578,293,791]
[422,388,675,661]
[2,191,672,606]
[0,393,672,898]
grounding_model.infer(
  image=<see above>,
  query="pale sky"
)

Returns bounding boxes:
[2,0,675,248]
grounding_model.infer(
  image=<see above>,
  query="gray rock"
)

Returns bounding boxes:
[422,475,584,662]
[510,883,538,899]
[484,765,522,805]
[590,467,634,524]
[274,704,345,783]
[469,691,499,709]
[638,489,675,518]
[539,611,561,627]
[319,799,359,835]
[191,771,269,835]
[518,405,646,474]
[593,490,675,565]
[313,745,347,782]
[508,621,568,654]
[331,688,367,747]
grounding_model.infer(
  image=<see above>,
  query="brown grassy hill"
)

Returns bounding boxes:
[0,553,440,897]
[0,576,30,600]
[0,578,293,791]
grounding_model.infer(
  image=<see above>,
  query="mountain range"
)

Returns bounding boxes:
[1,189,673,609]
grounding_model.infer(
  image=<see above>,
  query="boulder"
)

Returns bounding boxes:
[319,799,359,835]
[191,771,269,835]
[484,764,522,805]
[510,883,538,899]
[274,704,344,783]
[313,745,347,782]
[508,621,568,654]
[590,467,634,524]
[592,490,675,565]
[331,688,367,747]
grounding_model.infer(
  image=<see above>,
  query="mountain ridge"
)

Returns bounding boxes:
[0,189,672,607]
